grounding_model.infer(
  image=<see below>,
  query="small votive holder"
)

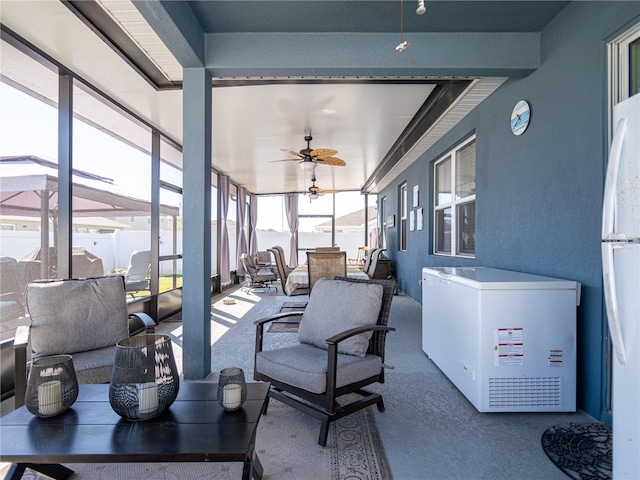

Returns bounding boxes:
[217,367,247,411]
[25,354,78,418]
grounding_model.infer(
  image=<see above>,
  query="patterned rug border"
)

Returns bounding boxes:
[331,405,393,480]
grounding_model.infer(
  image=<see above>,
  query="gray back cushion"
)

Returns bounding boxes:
[297,278,383,357]
[26,276,129,357]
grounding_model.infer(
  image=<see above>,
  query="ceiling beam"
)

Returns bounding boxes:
[133,0,206,68]
[204,32,540,78]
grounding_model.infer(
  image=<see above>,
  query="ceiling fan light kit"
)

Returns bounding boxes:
[395,0,426,52]
[298,160,317,172]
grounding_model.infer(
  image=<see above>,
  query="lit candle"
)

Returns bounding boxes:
[222,383,242,410]
[38,380,63,416]
[137,382,159,415]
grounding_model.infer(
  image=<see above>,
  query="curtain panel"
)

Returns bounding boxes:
[219,174,230,283]
[249,194,258,256]
[285,193,299,268]
[236,187,248,276]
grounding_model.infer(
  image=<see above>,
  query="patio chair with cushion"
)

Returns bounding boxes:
[122,250,151,294]
[270,248,308,296]
[254,276,396,446]
[306,251,347,292]
[13,275,156,408]
[0,257,26,322]
[239,254,277,293]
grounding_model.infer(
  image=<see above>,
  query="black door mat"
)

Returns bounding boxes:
[279,301,307,312]
[541,422,612,480]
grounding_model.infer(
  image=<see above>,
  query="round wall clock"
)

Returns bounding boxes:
[510,100,531,136]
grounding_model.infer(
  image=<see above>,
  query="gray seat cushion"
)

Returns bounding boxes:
[256,343,383,394]
[66,346,117,384]
[26,276,128,358]
[297,278,383,357]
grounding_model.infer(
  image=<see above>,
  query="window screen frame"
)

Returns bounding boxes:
[433,136,476,258]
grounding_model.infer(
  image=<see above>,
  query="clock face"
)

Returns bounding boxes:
[510,100,531,136]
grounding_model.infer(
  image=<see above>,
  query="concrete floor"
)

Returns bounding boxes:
[2,283,596,479]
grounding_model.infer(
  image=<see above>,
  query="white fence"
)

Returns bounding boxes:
[0,230,368,275]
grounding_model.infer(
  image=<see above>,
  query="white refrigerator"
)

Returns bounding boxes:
[602,92,640,479]
[422,266,579,412]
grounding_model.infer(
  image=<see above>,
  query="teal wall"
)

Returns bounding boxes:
[379,3,640,421]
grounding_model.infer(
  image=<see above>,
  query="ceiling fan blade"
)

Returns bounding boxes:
[310,148,338,159]
[280,148,305,158]
[318,189,338,194]
[316,156,346,166]
[269,158,302,163]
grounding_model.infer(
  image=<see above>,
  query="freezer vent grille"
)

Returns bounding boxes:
[488,377,562,408]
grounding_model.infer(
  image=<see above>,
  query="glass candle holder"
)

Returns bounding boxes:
[109,334,179,421]
[25,354,78,418]
[217,367,247,411]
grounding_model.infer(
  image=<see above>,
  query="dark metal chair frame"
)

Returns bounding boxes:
[239,254,276,293]
[253,276,396,446]
[269,247,308,296]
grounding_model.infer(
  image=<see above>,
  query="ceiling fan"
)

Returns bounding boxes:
[274,135,346,171]
[306,173,337,200]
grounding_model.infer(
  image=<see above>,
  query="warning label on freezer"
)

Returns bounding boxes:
[494,328,524,367]
[548,349,564,367]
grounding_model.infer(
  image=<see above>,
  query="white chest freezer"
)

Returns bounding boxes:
[421,267,580,412]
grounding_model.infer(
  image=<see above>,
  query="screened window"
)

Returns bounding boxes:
[434,137,476,257]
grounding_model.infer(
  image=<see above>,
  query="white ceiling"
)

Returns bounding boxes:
[0,0,505,196]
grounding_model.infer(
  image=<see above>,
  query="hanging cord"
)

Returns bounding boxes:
[395,0,410,52]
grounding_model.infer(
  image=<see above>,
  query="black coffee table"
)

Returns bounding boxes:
[1,382,270,480]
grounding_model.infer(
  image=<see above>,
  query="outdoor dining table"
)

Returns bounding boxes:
[285,264,369,294]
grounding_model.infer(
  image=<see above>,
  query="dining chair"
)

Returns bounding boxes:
[315,246,340,252]
[271,246,292,274]
[306,251,347,292]
[270,248,308,296]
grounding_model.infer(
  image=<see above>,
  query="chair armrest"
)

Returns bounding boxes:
[254,311,305,379]
[325,325,395,346]
[13,325,30,408]
[128,312,156,336]
[254,311,304,327]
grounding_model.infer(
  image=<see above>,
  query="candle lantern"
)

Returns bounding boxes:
[25,354,78,417]
[109,334,179,421]
[217,367,247,411]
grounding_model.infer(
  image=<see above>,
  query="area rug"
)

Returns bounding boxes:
[267,320,300,333]
[0,398,391,480]
[266,301,306,332]
[279,301,308,312]
[541,422,612,480]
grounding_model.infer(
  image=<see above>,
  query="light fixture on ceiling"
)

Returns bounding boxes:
[309,193,319,201]
[395,0,410,52]
[298,160,317,172]
[416,0,426,15]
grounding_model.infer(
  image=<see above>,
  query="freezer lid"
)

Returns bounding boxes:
[422,266,579,291]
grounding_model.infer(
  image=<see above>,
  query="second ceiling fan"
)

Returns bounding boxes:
[276,135,347,171]
[306,172,337,199]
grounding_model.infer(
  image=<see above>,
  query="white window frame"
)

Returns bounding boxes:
[608,22,640,108]
[433,136,476,258]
